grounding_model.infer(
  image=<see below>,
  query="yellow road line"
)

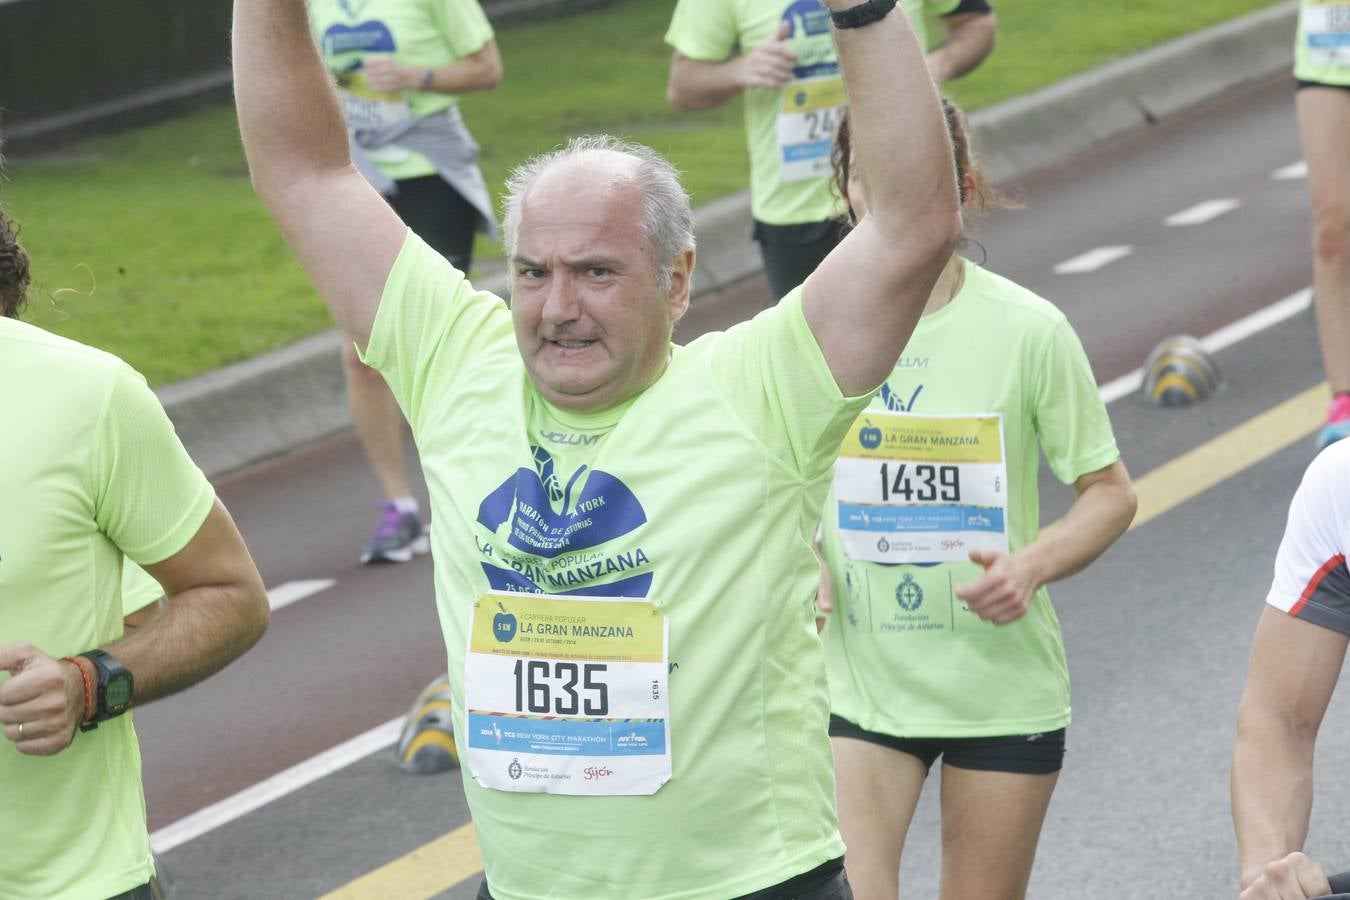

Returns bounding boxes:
[316,822,482,900]
[315,383,1328,900]
[1128,383,1325,531]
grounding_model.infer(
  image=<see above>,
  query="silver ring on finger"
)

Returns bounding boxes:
[17,722,24,739]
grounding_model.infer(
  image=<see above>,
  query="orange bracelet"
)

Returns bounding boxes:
[61,656,95,723]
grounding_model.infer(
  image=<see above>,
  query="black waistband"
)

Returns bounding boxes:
[1296,78,1350,92]
[478,857,845,900]
[734,857,845,899]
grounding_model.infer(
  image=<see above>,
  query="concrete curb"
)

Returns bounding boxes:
[164,2,1298,478]
[971,2,1297,186]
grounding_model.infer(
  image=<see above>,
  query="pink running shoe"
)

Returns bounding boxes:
[1316,394,1350,453]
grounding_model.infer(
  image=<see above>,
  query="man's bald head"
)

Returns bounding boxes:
[503,136,696,291]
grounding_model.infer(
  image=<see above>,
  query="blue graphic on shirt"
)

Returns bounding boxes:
[322,20,396,56]
[781,0,839,80]
[477,446,651,597]
[337,0,370,18]
[880,382,924,413]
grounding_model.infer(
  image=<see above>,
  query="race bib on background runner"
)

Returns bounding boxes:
[776,76,846,183]
[337,80,412,132]
[1305,0,1350,66]
[834,412,1009,564]
[465,592,671,796]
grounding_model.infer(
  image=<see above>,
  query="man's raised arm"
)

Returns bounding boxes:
[805,1,963,397]
[233,0,407,348]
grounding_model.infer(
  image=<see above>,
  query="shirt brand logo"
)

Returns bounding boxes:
[540,431,601,446]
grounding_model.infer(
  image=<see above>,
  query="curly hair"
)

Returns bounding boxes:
[830,97,1011,233]
[0,208,30,319]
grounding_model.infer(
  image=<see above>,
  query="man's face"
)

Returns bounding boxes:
[511,158,692,413]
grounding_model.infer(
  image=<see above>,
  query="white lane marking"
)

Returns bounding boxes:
[267,579,336,612]
[1273,161,1308,180]
[150,717,403,853]
[147,292,1318,853]
[1054,245,1134,275]
[1097,288,1313,403]
[1165,198,1240,227]
[1196,288,1313,355]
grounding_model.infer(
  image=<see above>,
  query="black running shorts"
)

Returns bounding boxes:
[829,714,1066,775]
[477,857,852,899]
[387,174,480,272]
[752,219,843,304]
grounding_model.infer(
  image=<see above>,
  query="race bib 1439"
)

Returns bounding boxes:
[1305,1,1350,66]
[833,412,1010,564]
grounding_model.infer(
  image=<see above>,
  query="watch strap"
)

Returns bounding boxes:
[77,648,134,731]
[830,0,897,29]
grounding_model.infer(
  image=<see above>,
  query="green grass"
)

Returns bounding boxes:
[1,0,1279,385]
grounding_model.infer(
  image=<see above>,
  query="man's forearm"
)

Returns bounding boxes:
[667,53,744,111]
[233,0,352,194]
[927,12,996,84]
[381,43,502,95]
[827,0,956,240]
[1018,464,1135,588]
[103,580,269,705]
[1233,713,1317,887]
[799,0,960,395]
[428,44,502,95]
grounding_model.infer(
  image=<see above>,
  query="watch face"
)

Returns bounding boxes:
[106,676,133,710]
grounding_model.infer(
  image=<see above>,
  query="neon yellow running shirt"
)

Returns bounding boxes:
[1296,0,1350,85]
[122,563,164,617]
[665,0,955,225]
[360,232,871,899]
[308,0,495,180]
[0,318,214,900]
[820,262,1120,737]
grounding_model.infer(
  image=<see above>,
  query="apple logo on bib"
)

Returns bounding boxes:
[491,602,518,643]
[858,419,882,450]
[476,446,651,597]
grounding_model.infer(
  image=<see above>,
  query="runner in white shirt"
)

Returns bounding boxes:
[1233,439,1350,893]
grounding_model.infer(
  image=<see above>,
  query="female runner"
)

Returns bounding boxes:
[816,102,1137,900]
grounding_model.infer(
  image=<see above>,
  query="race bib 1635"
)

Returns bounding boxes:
[464,592,671,796]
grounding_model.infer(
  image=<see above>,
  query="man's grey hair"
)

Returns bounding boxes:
[502,135,696,292]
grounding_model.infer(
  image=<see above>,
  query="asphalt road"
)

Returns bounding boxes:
[143,73,1350,898]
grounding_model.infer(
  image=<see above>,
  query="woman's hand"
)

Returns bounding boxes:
[954,549,1039,624]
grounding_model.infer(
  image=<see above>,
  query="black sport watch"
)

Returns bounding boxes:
[830,0,897,29]
[78,649,134,732]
